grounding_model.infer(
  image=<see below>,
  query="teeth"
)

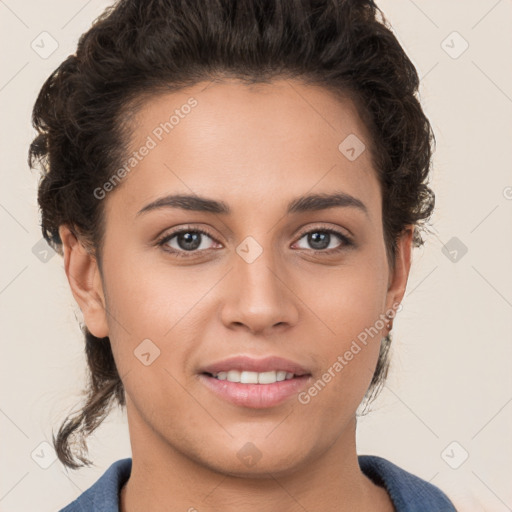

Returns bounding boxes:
[276,370,287,381]
[227,370,241,382]
[211,370,297,384]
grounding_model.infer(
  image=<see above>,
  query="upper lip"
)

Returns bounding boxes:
[199,355,311,376]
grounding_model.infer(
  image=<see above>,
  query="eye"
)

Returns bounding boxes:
[293,227,353,254]
[157,225,354,259]
[157,227,219,257]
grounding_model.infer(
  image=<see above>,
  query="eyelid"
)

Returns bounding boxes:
[294,222,352,240]
[292,224,354,253]
[156,225,220,254]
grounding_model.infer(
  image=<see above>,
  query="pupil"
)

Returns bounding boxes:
[178,232,201,251]
[309,232,329,250]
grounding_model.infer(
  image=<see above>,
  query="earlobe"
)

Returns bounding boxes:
[58,225,109,338]
[385,226,414,330]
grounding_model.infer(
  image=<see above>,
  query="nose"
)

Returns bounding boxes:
[220,246,299,336]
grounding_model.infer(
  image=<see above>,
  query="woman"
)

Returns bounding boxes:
[29,0,457,510]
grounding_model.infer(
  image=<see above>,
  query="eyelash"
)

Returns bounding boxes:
[156,225,354,259]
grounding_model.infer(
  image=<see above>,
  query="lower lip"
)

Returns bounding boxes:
[198,373,312,409]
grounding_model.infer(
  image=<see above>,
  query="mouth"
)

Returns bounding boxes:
[198,356,312,408]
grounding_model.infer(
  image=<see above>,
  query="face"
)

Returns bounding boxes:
[62,79,412,477]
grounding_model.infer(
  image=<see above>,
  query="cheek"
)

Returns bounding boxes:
[307,258,388,341]
[298,287,386,420]
[101,253,215,385]
[300,260,388,403]
[101,243,208,333]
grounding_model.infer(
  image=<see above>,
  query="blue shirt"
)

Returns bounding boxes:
[60,455,457,511]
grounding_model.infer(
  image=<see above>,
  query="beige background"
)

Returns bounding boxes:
[1,1,511,510]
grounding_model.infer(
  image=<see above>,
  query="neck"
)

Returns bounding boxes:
[120,406,392,512]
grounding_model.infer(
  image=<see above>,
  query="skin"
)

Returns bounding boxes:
[59,79,412,512]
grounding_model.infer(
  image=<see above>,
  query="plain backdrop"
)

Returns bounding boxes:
[1,1,511,511]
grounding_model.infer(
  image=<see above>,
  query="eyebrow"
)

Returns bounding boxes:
[136,191,369,218]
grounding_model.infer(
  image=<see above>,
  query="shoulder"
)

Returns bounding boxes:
[59,458,132,512]
[358,454,457,511]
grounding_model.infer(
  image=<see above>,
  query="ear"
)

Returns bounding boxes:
[58,225,109,338]
[384,226,414,331]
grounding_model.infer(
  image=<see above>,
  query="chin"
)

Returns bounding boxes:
[188,435,314,479]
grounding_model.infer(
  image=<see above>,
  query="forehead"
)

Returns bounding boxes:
[107,79,381,223]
